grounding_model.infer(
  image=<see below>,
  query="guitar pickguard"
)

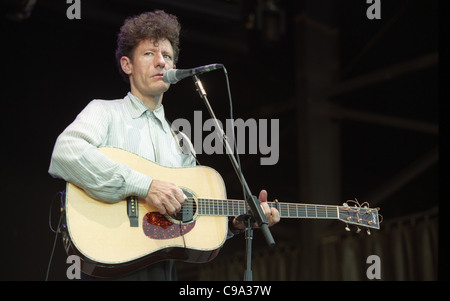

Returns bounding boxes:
[141,187,198,240]
[142,212,196,239]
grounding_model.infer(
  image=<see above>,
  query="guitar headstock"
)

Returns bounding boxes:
[337,200,381,234]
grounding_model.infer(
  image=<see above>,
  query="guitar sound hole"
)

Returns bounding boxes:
[168,188,197,223]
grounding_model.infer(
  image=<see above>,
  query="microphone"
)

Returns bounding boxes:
[163,63,223,84]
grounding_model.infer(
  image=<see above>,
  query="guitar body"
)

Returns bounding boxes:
[63,147,228,278]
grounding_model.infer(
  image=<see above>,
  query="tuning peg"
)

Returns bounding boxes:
[366,229,371,235]
[345,224,351,232]
[356,227,361,234]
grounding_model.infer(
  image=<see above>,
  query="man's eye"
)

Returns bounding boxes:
[163,55,172,60]
[145,52,153,56]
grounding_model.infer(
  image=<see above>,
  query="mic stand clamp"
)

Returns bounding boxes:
[192,74,275,281]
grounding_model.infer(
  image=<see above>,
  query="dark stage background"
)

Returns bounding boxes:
[1,0,442,281]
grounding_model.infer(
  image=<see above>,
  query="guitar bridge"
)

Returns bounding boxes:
[127,196,139,227]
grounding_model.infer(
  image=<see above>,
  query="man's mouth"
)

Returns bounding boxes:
[152,73,164,78]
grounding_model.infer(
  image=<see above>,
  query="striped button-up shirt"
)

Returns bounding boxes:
[48,92,196,203]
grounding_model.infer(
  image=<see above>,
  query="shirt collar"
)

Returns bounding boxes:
[126,92,169,133]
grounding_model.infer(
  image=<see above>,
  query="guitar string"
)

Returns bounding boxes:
[179,198,375,212]
[177,198,375,216]
[139,197,378,230]
[164,198,378,226]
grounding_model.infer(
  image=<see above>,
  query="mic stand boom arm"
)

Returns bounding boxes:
[192,75,275,249]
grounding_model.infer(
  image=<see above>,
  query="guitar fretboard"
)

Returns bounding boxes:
[195,199,339,220]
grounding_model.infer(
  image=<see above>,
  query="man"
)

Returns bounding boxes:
[49,10,280,280]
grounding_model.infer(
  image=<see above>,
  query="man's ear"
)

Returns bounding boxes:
[120,56,132,75]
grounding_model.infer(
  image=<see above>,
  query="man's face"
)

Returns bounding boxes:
[122,39,175,101]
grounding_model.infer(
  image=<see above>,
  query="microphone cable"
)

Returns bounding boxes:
[45,190,65,281]
[221,67,247,202]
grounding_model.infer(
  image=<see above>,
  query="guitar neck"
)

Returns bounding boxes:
[196,199,338,220]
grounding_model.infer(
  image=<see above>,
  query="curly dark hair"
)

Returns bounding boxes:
[115,10,181,82]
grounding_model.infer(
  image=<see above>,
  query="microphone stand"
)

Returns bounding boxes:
[244,215,254,281]
[192,75,275,281]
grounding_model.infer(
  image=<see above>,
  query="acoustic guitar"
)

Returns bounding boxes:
[62,147,380,278]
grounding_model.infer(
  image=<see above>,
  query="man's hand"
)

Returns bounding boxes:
[231,189,280,230]
[144,179,187,215]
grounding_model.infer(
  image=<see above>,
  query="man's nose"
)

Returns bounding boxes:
[154,52,166,69]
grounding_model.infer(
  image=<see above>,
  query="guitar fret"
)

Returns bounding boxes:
[290,204,301,217]
[299,204,305,218]
[301,204,307,218]
[307,205,312,217]
[230,200,234,216]
[329,206,338,218]
[299,205,302,217]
